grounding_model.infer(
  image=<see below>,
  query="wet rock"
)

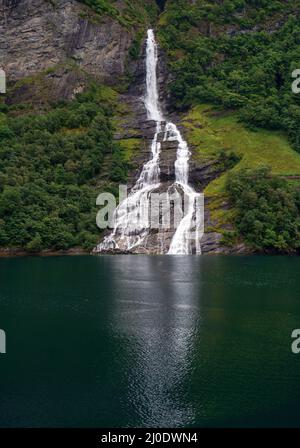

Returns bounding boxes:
[159,138,177,182]
[189,160,224,190]
[200,232,223,253]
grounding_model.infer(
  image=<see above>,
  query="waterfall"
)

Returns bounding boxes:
[95,29,163,252]
[95,29,203,254]
[166,124,203,255]
[145,29,163,122]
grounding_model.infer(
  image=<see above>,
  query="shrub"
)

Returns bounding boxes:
[226,167,300,252]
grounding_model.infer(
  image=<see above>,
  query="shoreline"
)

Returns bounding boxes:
[0,247,90,258]
[0,247,298,258]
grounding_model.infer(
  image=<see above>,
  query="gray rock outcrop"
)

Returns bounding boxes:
[0,0,133,80]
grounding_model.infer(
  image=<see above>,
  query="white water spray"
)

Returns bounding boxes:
[95,30,164,252]
[166,123,203,255]
[95,29,203,254]
[145,30,163,122]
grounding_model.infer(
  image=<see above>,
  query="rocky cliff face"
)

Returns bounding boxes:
[0,0,136,100]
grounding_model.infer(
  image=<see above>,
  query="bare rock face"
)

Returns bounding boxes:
[0,0,134,93]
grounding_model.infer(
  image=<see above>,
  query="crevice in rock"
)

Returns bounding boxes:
[155,0,166,12]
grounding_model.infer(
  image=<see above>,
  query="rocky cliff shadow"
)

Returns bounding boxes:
[155,0,166,11]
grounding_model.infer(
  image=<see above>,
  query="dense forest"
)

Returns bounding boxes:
[0,0,299,253]
[0,86,128,252]
[157,0,300,252]
[227,167,299,251]
[158,0,300,150]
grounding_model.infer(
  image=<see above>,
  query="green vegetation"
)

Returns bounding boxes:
[183,105,300,184]
[227,167,300,252]
[158,0,300,151]
[1,0,300,253]
[182,105,300,250]
[0,0,159,254]
[118,138,142,164]
[79,0,159,28]
[158,1,300,251]
[0,84,129,252]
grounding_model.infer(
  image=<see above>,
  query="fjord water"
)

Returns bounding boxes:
[1,255,300,427]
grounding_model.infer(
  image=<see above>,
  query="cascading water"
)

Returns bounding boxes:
[95,29,203,254]
[166,124,203,255]
[144,29,163,122]
[95,29,164,252]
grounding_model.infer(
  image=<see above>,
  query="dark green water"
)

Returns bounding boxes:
[0,255,300,428]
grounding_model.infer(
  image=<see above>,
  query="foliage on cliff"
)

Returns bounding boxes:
[227,167,300,252]
[182,105,300,251]
[158,0,300,252]
[158,0,300,151]
[79,0,159,27]
[0,85,128,252]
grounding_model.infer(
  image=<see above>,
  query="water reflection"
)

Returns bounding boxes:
[110,256,201,427]
[1,256,300,427]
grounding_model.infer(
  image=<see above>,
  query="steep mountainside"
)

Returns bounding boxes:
[0,0,299,254]
[0,0,158,254]
[157,0,300,253]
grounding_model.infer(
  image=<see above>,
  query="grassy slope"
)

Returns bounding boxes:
[183,105,300,232]
[118,138,142,163]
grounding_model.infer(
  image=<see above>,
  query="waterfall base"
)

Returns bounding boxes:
[94,29,204,255]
